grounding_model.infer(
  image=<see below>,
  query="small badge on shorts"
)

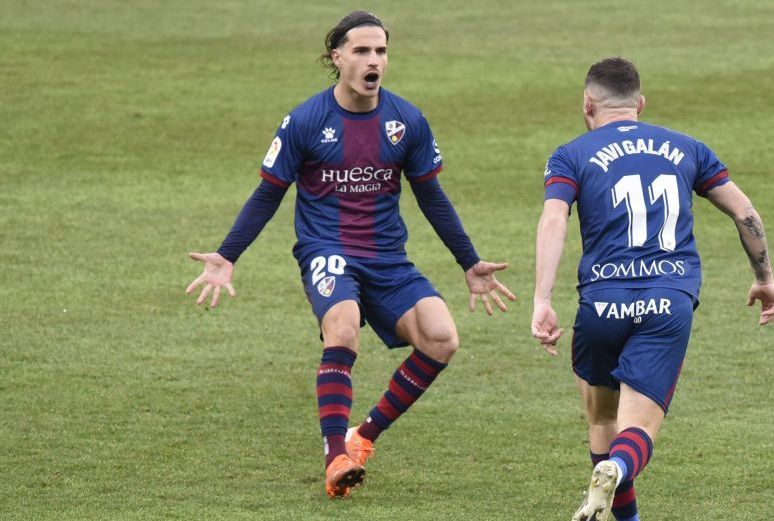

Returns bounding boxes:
[317,276,336,297]
[385,120,405,145]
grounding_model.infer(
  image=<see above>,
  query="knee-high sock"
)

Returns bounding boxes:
[609,427,654,483]
[317,346,356,467]
[590,452,639,521]
[358,349,447,442]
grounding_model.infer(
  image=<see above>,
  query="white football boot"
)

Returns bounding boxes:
[571,460,619,521]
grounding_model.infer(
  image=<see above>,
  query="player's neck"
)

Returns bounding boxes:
[333,83,379,113]
[594,110,638,129]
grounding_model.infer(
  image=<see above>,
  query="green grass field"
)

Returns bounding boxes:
[2,1,773,519]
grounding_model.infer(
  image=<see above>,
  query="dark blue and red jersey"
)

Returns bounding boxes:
[260,86,443,259]
[544,120,729,300]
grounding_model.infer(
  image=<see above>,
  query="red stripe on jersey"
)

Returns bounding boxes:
[410,165,443,184]
[612,486,637,507]
[699,169,728,193]
[545,176,578,194]
[260,170,290,189]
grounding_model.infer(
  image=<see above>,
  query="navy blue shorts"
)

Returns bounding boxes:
[296,248,441,348]
[571,287,694,412]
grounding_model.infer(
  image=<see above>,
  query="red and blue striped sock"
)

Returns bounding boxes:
[609,427,653,483]
[591,451,639,521]
[358,349,447,442]
[316,346,356,468]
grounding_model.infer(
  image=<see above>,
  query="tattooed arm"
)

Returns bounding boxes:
[707,182,774,325]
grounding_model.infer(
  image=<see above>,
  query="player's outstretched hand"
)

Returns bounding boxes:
[464,260,516,315]
[747,281,774,325]
[185,252,236,308]
[531,300,563,356]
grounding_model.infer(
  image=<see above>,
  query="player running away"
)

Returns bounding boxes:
[532,57,773,521]
[186,11,515,499]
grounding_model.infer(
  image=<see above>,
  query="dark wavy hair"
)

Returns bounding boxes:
[319,11,389,79]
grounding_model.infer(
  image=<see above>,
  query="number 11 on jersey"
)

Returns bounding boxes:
[612,174,680,252]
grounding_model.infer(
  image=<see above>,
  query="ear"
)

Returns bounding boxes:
[583,92,594,118]
[637,95,646,115]
[331,48,342,68]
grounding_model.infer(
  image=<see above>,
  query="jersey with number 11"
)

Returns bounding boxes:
[544,120,729,299]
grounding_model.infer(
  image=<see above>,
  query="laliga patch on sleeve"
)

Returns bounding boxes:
[262,136,282,168]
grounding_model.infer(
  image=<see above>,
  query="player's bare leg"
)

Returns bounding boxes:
[318,300,364,498]
[616,383,665,441]
[321,299,361,353]
[349,297,457,466]
[573,378,619,521]
[575,376,619,453]
[396,296,459,364]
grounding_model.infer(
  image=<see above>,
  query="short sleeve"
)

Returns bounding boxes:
[404,114,443,183]
[693,140,729,196]
[544,146,579,204]
[260,112,304,187]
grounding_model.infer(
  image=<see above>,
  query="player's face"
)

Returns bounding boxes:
[331,26,388,111]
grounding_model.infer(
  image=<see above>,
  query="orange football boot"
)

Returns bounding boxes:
[345,427,375,466]
[325,453,365,499]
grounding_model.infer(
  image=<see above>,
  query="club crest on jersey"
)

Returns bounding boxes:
[317,276,336,297]
[385,120,406,145]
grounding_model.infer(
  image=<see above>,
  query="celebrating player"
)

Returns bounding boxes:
[186,11,515,499]
[532,57,773,521]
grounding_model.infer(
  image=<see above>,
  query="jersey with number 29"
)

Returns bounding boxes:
[544,120,729,300]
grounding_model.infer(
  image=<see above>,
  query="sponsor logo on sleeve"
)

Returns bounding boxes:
[262,136,282,168]
[281,115,291,129]
[385,120,406,145]
[321,127,338,143]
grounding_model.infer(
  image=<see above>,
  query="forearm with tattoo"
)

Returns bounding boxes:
[736,208,772,283]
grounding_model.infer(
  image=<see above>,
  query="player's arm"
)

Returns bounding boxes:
[532,199,570,355]
[186,179,288,308]
[705,181,774,325]
[409,178,515,315]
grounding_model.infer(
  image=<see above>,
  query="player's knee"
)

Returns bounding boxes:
[323,323,360,350]
[423,325,459,361]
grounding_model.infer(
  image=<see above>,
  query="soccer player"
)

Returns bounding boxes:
[186,11,515,499]
[532,57,774,521]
